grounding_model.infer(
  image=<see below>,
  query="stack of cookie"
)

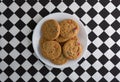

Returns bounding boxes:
[40,19,82,65]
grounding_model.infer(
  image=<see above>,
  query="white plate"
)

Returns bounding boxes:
[32,13,88,68]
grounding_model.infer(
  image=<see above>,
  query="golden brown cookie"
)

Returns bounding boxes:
[55,35,70,43]
[63,40,82,60]
[39,37,48,49]
[51,53,68,65]
[41,41,61,60]
[41,19,60,40]
[59,19,79,39]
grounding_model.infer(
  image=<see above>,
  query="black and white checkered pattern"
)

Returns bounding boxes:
[0,0,120,82]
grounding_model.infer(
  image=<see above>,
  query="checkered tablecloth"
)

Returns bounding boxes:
[0,0,120,82]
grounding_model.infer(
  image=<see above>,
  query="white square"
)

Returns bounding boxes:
[9,26,19,36]
[33,61,44,70]
[9,14,19,24]
[10,61,20,70]
[116,51,120,59]
[0,38,8,48]
[33,72,43,81]
[92,61,103,70]
[104,38,115,48]
[81,14,91,24]
[57,72,67,82]
[81,72,91,82]
[104,49,114,59]
[10,72,20,82]
[93,14,103,24]
[21,49,31,59]
[104,61,114,70]
[9,2,19,12]
[45,2,55,12]
[105,26,115,36]
[117,28,120,35]
[93,49,103,59]
[21,60,32,70]
[105,2,116,13]
[21,37,31,47]
[33,14,42,23]
[0,14,7,24]
[21,26,32,36]
[117,40,120,47]
[10,49,20,59]
[0,61,8,71]
[0,49,8,59]
[116,73,120,81]
[57,2,67,12]
[45,72,55,81]
[21,2,31,12]
[33,3,43,12]
[93,2,104,12]
[93,26,103,36]
[93,38,103,48]
[69,72,79,81]
[104,72,114,81]
[81,2,91,12]
[81,60,91,70]
[0,3,7,12]
[0,73,8,82]
[0,26,7,36]
[22,72,32,82]
[69,2,80,12]
[9,37,20,48]
[105,14,116,24]
[116,62,120,70]
[117,5,120,11]
[92,72,102,81]
[21,14,31,24]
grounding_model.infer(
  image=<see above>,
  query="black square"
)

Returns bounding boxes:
[87,66,96,76]
[110,55,119,65]
[87,20,97,30]
[75,0,85,6]
[16,78,25,82]
[87,0,98,6]
[4,66,14,76]
[98,66,108,76]
[27,44,34,53]
[99,44,109,53]
[99,32,109,42]
[51,0,61,6]
[88,32,97,41]
[110,67,119,76]
[88,8,97,18]
[39,66,49,76]
[111,44,119,53]
[27,20,37,30]
[99,0,109,6]
[111,20,120,30]
[28,66,37,76]
[51,8,60,13]
[15,20,25,30]
[15,0,25,6]
[15,8,25,18]
[63,68,73,76]
[27,32,33,40]
[75,8,85,18]
[3,8,13,18]
[27,8,37,18]
[16,66,26,76]
[52,78,61,82]
[88,43,97,53]
[5,78,13,82]
[75,66,85,75]
[27,0,37,6]
[16,43,26,53]
[16,55,26,64]
[4,55,14,65]
[40,78,49,82]
[3,20,13,30]
[64,8,73,14]
[39,0,49,6]
[111,9,120,19]
[99,78,107,82]
[111,32,119,42]
[28,55,38,64]
[75,78,84,82]
[39,8,49,17]
[112,0,120,6]
[87,55,97,64]
[3,0,13,6]
[99,20,109,30]
[98,55,108,65]
[63,0,73,6]
[111,78,119,82]
[87,78,96,82]
[78,58,85,64]
[63,78,72,82]
[15,32,26,41]
[99,8,109,18]
[4,32,14,41]
[28,78,37,82]
[4,44,14,53]
[51,68,61,76]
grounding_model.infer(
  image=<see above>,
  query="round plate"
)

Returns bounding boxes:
[32,13,88,68]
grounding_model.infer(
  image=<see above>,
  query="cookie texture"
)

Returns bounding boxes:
[63,40,82,60]
[41,19,60,40]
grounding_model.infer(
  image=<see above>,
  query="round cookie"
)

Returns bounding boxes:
[41,41,61,60]
[63,40,82,60]
[41,19,60,40]
[39,37,48,49]
[51,53,68,65]
[55,35,70,43]
[59,19,79,39]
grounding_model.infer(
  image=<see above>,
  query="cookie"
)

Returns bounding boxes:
[41,19,60,40]
[59,19,79,39]
[51,53,68,65]
[41,41,61,60]
[39,37,48,49]
[55,35,70,43]
[63,40,82,60]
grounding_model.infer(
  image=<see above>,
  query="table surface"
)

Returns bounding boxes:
[0,0,120,82]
